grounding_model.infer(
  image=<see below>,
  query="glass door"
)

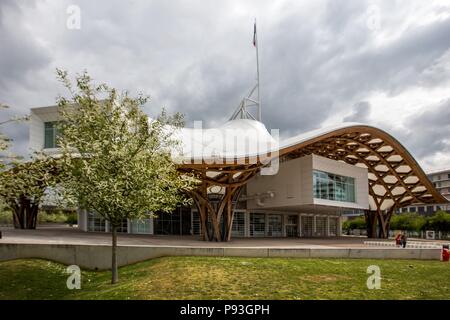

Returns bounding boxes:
[301,216,314,237]
[267,214,282,237]
[285,215,298,237]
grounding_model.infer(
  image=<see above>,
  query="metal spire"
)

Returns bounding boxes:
[230,19,261,122]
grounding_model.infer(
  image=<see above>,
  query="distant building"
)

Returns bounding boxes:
[397,168,450,215]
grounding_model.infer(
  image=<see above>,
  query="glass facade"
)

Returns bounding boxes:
[315,217,327,236]
[87,212,106,232]
[231,212,245,237]
[301,216,314,237]
[44,121,59,149]
[130,218,151,234]
[250,213,265,237]
[313,170,355,203]
[153,207,192,235]
[285,215,298,237]
[116,219,128,233]
[329,217,338,236]
[267,214,283,237]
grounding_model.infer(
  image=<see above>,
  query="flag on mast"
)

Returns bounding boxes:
[253,22,257,47]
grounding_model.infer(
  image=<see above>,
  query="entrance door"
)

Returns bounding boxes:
[267,214,282,237]
[301,216,314,237]
[285,215,298,237]
[181,207,192,235]
[315,216,327,237]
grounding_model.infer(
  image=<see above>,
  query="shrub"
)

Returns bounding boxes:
[423,210,450,235]
[390,212,425,232]
[0,210,12,225]
[37,212,68,224]
[66,212,78,225]
[343,216,366,231]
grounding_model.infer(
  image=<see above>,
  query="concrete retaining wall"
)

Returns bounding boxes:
[0,243,442,270]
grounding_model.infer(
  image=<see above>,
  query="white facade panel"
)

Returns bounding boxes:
[29,106,60,152]
[246,154,369,211]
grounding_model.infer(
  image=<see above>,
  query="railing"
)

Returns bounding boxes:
[364,240,443,249]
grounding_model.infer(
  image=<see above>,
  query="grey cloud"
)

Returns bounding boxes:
[343,101,371,123]
[0,1,52,90]
[400,99,450,158]
[0,0,449,171]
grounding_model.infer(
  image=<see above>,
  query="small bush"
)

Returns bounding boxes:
[342,217,366,231]
[38,212,68,224]
[0,211,13,225]
[66,212,78,225]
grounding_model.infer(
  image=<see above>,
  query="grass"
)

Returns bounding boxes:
[0,257,449,300]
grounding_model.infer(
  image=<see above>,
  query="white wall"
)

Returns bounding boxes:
[247,155,312,209]
[29,106,60,152]
[246,154,369,210]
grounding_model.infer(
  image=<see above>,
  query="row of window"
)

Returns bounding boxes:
[430,173,450,182]
[238,213,339,237]
[313,170,356,203]
[398,204,449,215]
[87,211,340,237]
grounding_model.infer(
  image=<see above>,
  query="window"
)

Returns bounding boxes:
[154,210,181,235]
[116,219,128,233]
[285,215,298,237]
[315,217,327,236]
[231,212,245,237]
[87,212,106,232]
[267,214,283,237]
[44,121,60,149]
[301,216,314,237]
[250,213,265,237]
[313,170,355,202]
[130,218,151,234]
[329,217,338,236]
[192,211,201,235]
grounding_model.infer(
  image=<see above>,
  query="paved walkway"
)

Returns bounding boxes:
[0,225,372,248]
[1,225,447,248]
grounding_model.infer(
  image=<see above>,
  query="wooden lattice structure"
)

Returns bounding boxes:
[179,163,262,241]
[178,124,446,240]
[279,125,447,237]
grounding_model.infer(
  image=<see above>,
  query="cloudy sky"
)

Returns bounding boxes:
[0,0,449,172]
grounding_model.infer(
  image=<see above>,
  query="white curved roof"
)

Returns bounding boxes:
[173,118,446,212]
[173,119,278,163]
[173,119,367,163]
[279,122,365,150]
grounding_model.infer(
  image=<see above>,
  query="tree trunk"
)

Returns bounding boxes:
[111,226,118,284]
[12,204,23,229]
[11,197,39,229]
[365,210,378,238]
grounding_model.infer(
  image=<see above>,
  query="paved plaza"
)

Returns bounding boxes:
[0,224,445,249]
[0,225,377,248]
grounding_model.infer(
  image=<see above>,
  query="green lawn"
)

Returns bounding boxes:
[0,257,449,300]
